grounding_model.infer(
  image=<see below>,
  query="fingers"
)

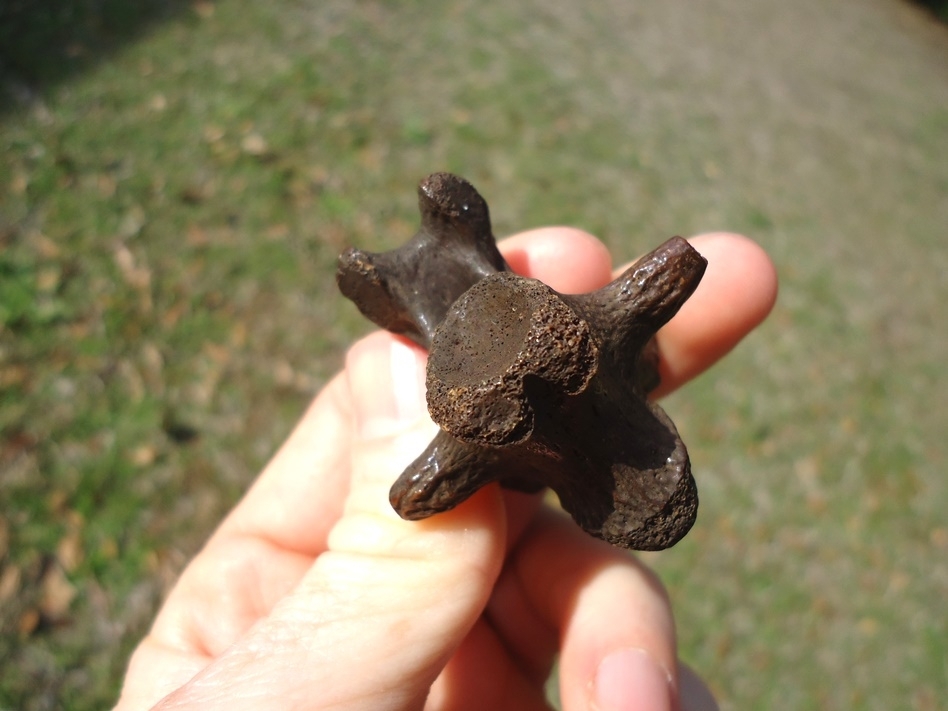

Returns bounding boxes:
[489,507,680,711]
[114,641,211,711]
[144,227,766,569]
[132,226,613,655]
[204,226,615,556]
[643,232,778,397]
[501,226,614,293]
[146,336,508,711]
[153,229,613,708]
[117,226,756,709]
[505,229,776,398]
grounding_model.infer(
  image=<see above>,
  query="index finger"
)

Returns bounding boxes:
[646,232,777,398]
[218,228,775,553]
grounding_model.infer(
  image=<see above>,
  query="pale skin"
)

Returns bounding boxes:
[115,228,778,711]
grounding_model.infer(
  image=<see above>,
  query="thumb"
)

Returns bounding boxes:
[325,333,509,698]
[158,332,508,711]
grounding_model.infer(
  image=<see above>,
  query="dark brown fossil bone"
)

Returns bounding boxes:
[336,172,707,550]
[337,172,508,349]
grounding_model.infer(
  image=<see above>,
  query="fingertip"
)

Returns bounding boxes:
[340,333,506,563]
[507,509,678,711]
[690,232,779,322]
[345,332,429,440]
[593,647,676,711]
[499,227,613,293]
[653,232,778,396]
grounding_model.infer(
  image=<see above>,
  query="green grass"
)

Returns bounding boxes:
[2,0,947,709]
[912,0,948,21]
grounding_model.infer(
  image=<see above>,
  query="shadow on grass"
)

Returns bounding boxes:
[909,0,948,21]
[0,0,196,114]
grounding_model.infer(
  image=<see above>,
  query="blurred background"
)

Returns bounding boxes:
[1,0,946,709]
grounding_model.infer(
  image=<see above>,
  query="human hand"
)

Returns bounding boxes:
[115,228,777,711]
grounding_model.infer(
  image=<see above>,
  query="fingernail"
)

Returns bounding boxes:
[355,338,427,440]
[592,648,674,711]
